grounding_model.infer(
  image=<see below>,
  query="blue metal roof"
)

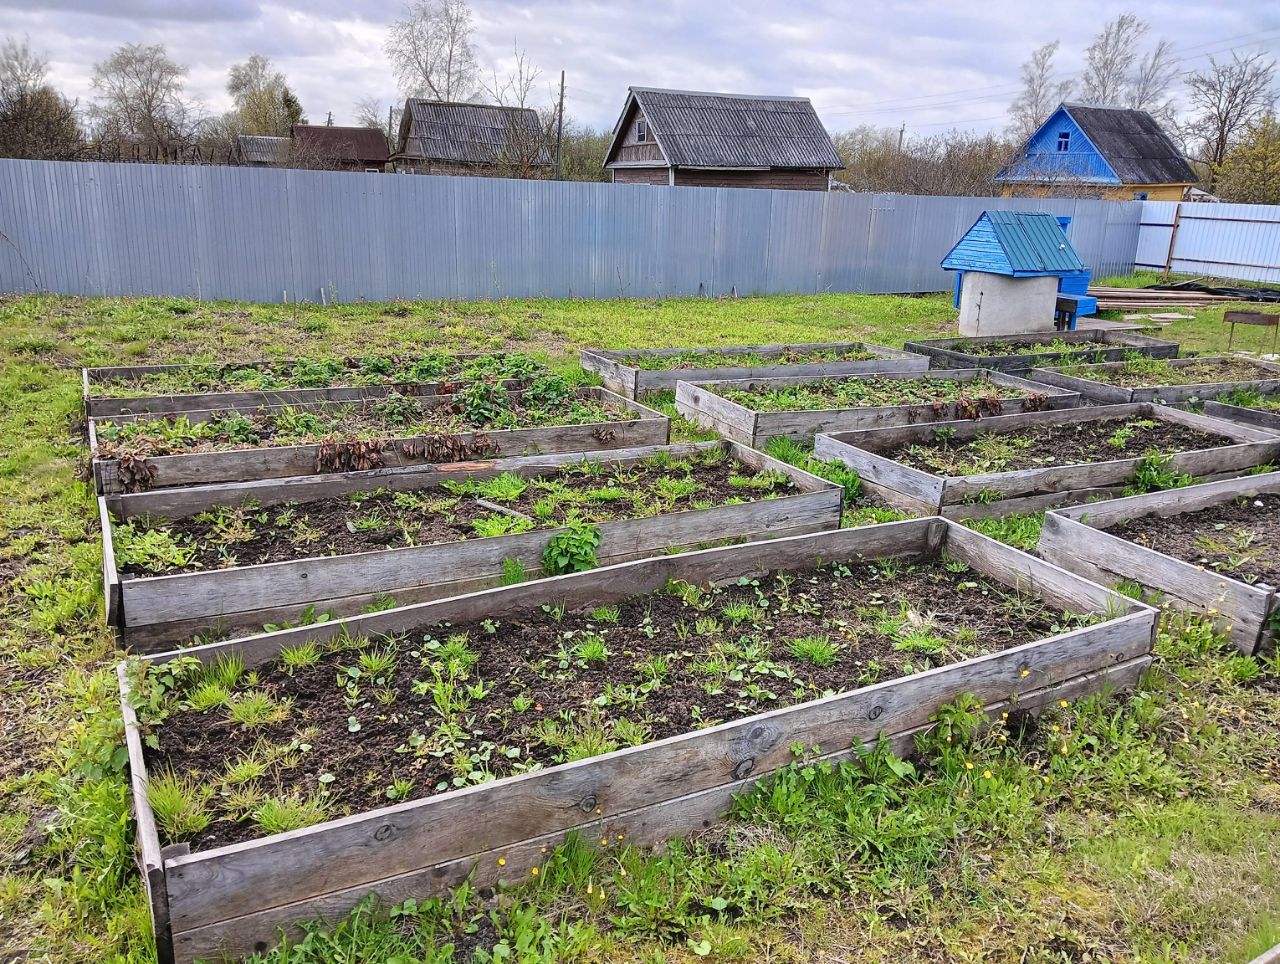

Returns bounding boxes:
[941,210,1086,277]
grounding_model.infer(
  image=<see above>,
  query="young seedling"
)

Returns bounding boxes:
[147,770,214,840]
[787,634,840,667]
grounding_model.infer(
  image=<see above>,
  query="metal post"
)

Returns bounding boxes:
[554,70,566,180]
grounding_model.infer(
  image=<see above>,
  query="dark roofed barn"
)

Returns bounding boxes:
[290,125,389,172]
[603,87,844,190]
[394,100,552,177]
[997,103,1196,201]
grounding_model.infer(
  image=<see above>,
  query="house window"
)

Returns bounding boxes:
[636,119,648,143]
[1133,191,1149,200]
[1056,131,1070,152]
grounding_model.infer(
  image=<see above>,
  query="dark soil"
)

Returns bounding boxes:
[118,454,797,576]
[1105,493,1280,587]
[144,557,1084,851]
[886,416,1232,477]
[720,375,1040,413]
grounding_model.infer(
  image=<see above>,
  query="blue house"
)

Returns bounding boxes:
[941,210,1095,335]
[996,103,1195,201]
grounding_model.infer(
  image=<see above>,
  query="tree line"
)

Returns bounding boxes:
[1,6,1277,201]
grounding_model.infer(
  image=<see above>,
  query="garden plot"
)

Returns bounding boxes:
[813,404,1280,519]
[102,440,839,651]
[902,330,1178,373]
[83,352,545,418]
[579,342,927,398]
[119,519,1155,963]
[1201,385,1280,434]
[88,378,667,493]
[675,369,1077,447]
[1028,355,1280,405]
[1040,472,1280,655]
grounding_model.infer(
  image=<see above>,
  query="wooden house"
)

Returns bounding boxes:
[603,87,844,190]
[996,103,1195,201]
[393,100,552,177]
[290,125,389,172]
[236,135,289,168]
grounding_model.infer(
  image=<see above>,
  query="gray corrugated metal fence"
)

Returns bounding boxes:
[0,159,1142,302]
[1136,200,1280,284]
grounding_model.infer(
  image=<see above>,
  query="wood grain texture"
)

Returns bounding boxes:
[1040,477,1280,655]
[168,654,1151,963]
[1028,357,1280,405]
[578,343,928,398]
[1202,400,1280,435]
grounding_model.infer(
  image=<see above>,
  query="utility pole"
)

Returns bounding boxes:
[898,122,906,152]
[326,111,333,127]
[554,70,566,180]
[388,104,395,150]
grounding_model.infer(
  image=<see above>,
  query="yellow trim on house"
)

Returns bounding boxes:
[1000,182,1190,201]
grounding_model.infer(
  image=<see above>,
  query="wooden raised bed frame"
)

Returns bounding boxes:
[1027,356,1280,404]
[83,354,535,418]
[121,520,1156,964]
[579,342,928,398]
[89,387,668,494]
[813,403,1280,520]
[101,439,842,651]
[1039,472,1280,655]
[902,330,1179,373]
[1202,395,1280,435]
[674,369,1079,446]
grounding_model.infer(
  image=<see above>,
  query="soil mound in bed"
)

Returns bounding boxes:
[142,557,1088,851]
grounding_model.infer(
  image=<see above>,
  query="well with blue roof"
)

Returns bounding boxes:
[942,210,1095,337]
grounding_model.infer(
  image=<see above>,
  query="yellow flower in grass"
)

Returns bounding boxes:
[1058,699,1069,708]
[964,761,974,770]
[983,769,993,779]
[531,867,539,876]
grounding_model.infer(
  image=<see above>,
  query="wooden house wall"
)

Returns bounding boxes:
[674,169,829,191]
[611,166,671,185]
[613,103,665,164]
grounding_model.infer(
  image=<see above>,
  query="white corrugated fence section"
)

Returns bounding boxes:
[1136,200,1280,284]
[0,158,1143,303]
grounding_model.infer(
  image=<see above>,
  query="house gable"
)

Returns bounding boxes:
[606,98,667,167]
[997,106,1119,185]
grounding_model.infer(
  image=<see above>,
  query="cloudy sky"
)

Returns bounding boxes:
[3,0,1278,137]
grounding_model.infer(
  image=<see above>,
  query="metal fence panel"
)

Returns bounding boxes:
[0,158,1145,303]
[1136,200,1280,284]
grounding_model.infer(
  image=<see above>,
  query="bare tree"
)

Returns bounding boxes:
[0,36,83,160]
[226,54,304,136]
[1007,41,1073,141]
[89,43,201,160]
[354,96,401,151]
[1185,51,1278,187]
[385,0,479,102]
[1129,39,1178,122]
[1080,13,1147,105]
[833,126,1015,196]
[483,44,542,109]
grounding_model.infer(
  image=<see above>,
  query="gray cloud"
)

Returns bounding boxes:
[2,0,1277,134]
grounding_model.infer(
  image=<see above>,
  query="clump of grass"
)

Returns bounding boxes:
[253,792,331,835]
[788,634,839,667]
[279,641,320,673]
[147,770,214,839]
[226,690,291,727]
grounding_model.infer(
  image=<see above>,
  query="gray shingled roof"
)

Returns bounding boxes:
[398,100,552,166]
[609,87,844,170]
[237,135,290,165]
[1064,104,1196,184]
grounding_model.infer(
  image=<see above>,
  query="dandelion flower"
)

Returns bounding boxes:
[497,857,507,867]
[983,769,993,779]
[531,867,539,876]
[964,761,974,770]
[1058,699,1068,708]
[1060,743,1069,755]
[1020,669,1030,678]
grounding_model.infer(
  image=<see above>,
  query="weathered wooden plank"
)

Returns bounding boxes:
[1049,470,1280,528]
[903,331,1179,373]
[99,496,121,627]
[1039,508,1274,656]
[814,432,943,506]
[580,342,928,398]
[117,664,173,964]
[92,388,670,493]
[1027,357,1280,405]
[168,653,1151,963]
[109,440,842,643]
[1201,399,1280,435]
[161,608,1152,934]
[675,369,1079,446]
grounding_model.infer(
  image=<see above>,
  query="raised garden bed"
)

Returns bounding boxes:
[1201,385,1280,434]
[579,342,927,398]
[902,331,1179,373]
[119,519,1155,963]
[813,403,1280,519]
[83,353,545,418]
[101,440,841,651]
[1028,356,1280,405]
[88,381,668,493]
[1040,472,1280,655]
[675,369,1079,447]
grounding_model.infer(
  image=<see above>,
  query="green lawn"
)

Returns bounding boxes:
[0,287,1278,963]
